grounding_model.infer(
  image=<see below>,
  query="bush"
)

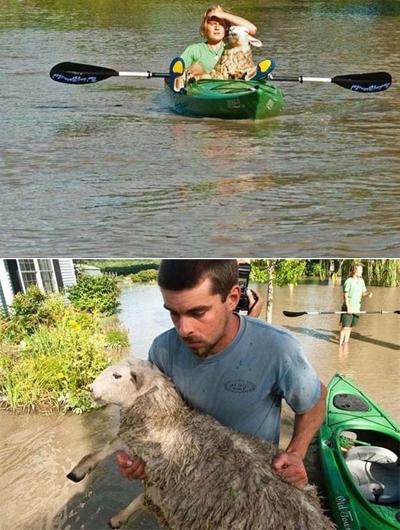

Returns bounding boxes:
[4,287,66,342]
[0,290,126,413]
[0,311,9,343]
[274,260,307,286]
[130,269,158,283]
[0,307,120,413]
[250,259,307,286]
[78,260,159,277]
[105,328,130,349]
[250,260,270,283]
[67,274,120,316]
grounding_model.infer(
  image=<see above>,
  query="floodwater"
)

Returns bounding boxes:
[1,281,399,529]
[1,0,400,256]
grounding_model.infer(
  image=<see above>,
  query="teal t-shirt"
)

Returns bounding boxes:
[148,316,321,445]
[180,42,226,73]
[343,277,367,312]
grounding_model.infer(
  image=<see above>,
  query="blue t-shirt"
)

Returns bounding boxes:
[148,316,321,444]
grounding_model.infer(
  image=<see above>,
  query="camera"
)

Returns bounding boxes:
[235,262,252,314]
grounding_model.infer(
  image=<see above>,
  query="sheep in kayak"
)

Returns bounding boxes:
[67,358,336,530]
[209,25,262,80]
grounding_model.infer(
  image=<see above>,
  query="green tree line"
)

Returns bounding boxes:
[250,259,400,287]
[79,259,400,287]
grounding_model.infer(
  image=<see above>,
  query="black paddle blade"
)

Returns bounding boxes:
[332,72,392,92]
[282,311,306,317]
[49,62,119,84]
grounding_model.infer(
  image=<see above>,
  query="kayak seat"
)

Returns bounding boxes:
[252,58,276,81]
[345,445,400,504]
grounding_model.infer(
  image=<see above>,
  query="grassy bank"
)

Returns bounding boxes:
[0,286,128,414]
[79,259,160,277]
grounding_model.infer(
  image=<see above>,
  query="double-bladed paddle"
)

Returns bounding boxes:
[49,62,392,93]
[49,62,168,84]
[268,72,392,93]
[283,310,400,317]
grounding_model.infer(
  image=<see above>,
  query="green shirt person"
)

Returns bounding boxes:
[339,264,372,345]
[175,5,257,87]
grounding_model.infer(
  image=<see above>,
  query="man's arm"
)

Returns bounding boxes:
[211,6,257,35]
[344,291,352,312]
[272,382,327,488]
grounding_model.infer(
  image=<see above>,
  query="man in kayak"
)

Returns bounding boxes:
[117,260,327,490]
[181,5,257,79]
[339,263,373,345]
[170,5,264,91]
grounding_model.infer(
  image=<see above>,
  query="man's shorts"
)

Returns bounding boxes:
[340,305,360,328]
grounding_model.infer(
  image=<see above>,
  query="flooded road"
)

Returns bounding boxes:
[1,0,400,256]
[1,281,399,529]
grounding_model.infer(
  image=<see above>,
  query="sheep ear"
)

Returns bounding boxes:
[249,36,262,48]
[130,370,143,389]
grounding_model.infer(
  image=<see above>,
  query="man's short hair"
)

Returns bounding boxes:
[350,263,363,275]
[158,260,238,301]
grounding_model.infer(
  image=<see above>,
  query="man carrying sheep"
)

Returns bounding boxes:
[117,259,327,491]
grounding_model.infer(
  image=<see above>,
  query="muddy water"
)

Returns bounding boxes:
[1,0,400,256]
[1,282,399,529]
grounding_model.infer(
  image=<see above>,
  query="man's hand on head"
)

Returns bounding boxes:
[272,451,308,489]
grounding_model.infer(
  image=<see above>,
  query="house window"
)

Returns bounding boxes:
[18,259,38,289]
[17,259,58,294]
[37,259,57,292]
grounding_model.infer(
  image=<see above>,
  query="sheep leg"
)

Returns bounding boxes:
[67,437,127,482]
[108,493,144,529]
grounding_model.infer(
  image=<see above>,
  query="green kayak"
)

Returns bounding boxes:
[319,373,400,529]
[164,79,284,120]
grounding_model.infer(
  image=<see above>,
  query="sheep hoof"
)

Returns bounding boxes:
[67,471,85,482]
[108,518,122,529]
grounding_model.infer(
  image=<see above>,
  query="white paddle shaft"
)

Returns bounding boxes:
[301,77,332,83]
[118,71,151,77]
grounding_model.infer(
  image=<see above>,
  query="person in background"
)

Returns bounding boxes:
[339,263,373,345]
[117,260,327,491]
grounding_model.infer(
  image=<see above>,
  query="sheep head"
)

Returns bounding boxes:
[228,26,262,50]
[90,358,157,408]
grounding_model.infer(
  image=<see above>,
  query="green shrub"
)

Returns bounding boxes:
[0,308,117,413]
[0,311,9,343]
[0,291,126,413]
[250,260,270,283]
[105,328,130,349]
[249,260,307,286]
[67,274,120,316]
[78,260,159,276]
[308,262,323,278]
[5,287,66,342]
[130,269,158,283]
[275,260,307,286]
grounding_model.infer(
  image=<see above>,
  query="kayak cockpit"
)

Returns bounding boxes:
[339,429,400,506]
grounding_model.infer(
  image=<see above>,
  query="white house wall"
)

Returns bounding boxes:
[0,260,14,307]
[59,259,76,287]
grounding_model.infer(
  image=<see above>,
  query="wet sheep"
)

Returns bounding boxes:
[67,358,336,530]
